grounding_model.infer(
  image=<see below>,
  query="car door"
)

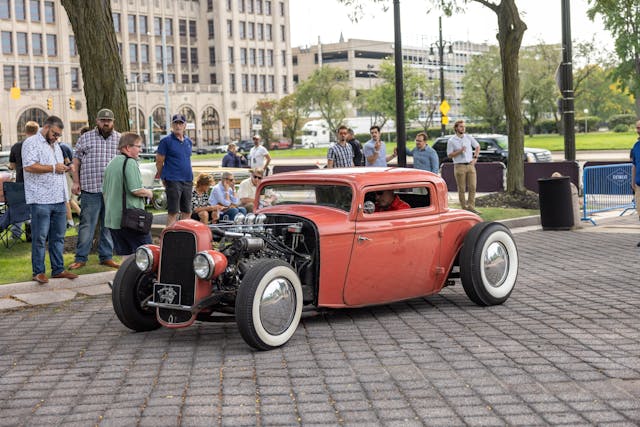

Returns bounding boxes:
[342,184,443,306]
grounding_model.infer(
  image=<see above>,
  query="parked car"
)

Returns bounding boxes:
[236,139,254,153]
[112,168,519,350]
[195,145,220,155]
[266,138,293,150]
[432,134,553,166]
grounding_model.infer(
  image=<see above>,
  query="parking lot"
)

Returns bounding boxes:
[0,215,639,425]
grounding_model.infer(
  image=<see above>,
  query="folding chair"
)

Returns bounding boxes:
[0,181,30,248]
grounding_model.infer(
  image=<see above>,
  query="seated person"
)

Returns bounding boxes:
[191,173,220,224]
[374,190,410,212]
[221,142,247,168]
[208,171,247,221]
[237,168,263,212]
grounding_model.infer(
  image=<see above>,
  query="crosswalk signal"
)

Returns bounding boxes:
[69,97,76,110]
[46,97,53,110]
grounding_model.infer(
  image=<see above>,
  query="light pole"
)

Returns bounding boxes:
[161,20,171,136]
[583,109,588,133]
[367,64,375,126]
[429,16,453,136]
[132,74,140,136]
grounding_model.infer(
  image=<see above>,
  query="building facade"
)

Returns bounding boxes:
[0,0,293,150]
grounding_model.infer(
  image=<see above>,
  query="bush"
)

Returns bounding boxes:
[608,114,636,128]
[613,123,629,133]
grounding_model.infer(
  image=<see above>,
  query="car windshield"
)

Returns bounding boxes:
[259,183,353,212]
[493,136,508,149]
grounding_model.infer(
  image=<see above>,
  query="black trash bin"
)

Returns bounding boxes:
[538,176,574,230]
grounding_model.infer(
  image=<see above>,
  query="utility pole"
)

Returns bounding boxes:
[393,0,406,167]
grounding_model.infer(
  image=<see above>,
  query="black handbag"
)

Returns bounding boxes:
[120,157,153,234]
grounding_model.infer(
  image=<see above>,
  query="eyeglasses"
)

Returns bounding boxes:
[132,145,142,148]
[51,131,62,138]
[252,175,263,179]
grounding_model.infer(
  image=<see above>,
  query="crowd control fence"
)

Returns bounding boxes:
[582,163,636,225]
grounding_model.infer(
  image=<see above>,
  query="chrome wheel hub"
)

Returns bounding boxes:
[259,278,296,335]
[483,242,509,287]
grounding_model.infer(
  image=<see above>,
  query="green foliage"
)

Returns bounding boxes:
[613,124,630,133]
[276,93,307,144]
[255,99,277,143]
[609,114,637,127]
[295,66,351,132]
[461,46,505,132]
[575,64,635,120]
[520,44,560,136]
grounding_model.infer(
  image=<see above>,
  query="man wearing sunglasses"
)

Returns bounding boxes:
[237,168,264,212]
[22,115,78,284]
[373,190,410,212]
[208,171,247,221]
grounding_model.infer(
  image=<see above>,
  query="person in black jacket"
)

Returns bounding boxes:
[221,142,247,168]
[347,128,364,167]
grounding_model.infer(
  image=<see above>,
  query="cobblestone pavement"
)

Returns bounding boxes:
[1,219,639,426]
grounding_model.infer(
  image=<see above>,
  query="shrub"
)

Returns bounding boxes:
[608,114,636,128]
[613,123,629,133]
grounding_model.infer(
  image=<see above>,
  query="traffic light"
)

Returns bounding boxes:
[46,97,53,110]
[69,97,76,110]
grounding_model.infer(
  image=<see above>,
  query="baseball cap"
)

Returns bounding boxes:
[172,114,186,123]
[96,108,115,120]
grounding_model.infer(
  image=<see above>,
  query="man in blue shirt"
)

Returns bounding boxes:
[630,119,640,245]
[208,171,247,221]
[155,114,193,226]
[408,132,440,174]
[363,125,397,167]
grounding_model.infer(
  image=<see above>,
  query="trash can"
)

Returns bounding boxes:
[538,176,574,230]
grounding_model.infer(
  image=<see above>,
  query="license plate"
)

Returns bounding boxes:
[154,283,182,306]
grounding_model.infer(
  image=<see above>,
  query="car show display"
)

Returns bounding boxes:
[112,168,519,350]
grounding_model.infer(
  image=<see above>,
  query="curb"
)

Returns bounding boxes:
[0,270,116,299]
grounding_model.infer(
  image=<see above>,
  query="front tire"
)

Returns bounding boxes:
[235,260,303,350]
[112,257,161,331]
[460,222,518,306]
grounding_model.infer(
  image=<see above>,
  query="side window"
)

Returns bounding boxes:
[364,186,431,214]
[479,140,489,150]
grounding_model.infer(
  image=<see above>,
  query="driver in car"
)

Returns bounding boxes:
[374,190,410,212]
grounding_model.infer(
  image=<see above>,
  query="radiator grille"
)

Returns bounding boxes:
[159,231,197,306]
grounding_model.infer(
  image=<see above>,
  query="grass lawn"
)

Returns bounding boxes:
[0,226,120,285]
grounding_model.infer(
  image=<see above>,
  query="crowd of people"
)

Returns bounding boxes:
[7,108,479,282]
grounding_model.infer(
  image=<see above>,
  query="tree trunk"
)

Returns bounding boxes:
[494,0,526,193]
[60,0,130,131]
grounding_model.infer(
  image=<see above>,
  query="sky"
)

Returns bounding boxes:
[290,0,611,50]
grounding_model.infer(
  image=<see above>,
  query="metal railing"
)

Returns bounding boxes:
[582,163,636,224]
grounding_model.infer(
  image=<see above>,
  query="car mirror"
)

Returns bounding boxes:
[363,201,375,214]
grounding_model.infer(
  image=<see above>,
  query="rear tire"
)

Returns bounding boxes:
[112,257,160,331]
[235,260,302,350]
[459,222,518,306]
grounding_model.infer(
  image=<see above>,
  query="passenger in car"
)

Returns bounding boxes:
[373,190,410,212]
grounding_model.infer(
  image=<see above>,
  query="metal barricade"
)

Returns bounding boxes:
[582,163,636,224]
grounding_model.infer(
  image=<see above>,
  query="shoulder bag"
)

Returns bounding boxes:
[120,156,153,233]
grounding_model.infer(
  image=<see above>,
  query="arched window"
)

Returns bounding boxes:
[201,106,220,146]
[151,106,167,146]
[128,106,146,137]
[179,106,196,142]
[17,108,48,141]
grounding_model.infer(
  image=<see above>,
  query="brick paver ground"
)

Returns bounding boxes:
[1,220,639,426]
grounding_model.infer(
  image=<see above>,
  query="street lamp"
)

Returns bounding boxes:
[367,64,375,126]
[583,109,588,133]
[429,16,453,136]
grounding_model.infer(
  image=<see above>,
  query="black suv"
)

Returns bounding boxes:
[432,134,552,166]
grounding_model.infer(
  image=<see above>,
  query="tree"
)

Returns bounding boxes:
[276,93,308,144]
[339,0,528,194]
[587,0,640,115]
[358,60,429,130]
[519,44,559,136]
[295,66,351,132]
[576,65,635,121]
[255,99,278,144]
[61,0,130,129]
[461,46,505,132]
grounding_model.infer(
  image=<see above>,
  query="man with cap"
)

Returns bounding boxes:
[155,114,193,226]
[69,108,120,270]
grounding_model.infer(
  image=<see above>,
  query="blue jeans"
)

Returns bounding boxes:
[221,206,247,221]
[75,191,113,263]
[30,203,66,276]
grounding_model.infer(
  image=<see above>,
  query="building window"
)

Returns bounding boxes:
[256,0,262,14]
[19,66,30,89]
[189,20,196,39]
[128,14,136,34]
[259,74,265,93]
[238,0,244,12]
[69,35,76,56]
[192,74,199,83]
[267,49,273,67]
[282,75,287,93]
[113,13,121,33]
[239,21,245,39]
[248,22,254,40]
[228,46,234,64]
[154,16,162,35]
[249,48,255,66]
[280,25,285,42]
[190,47,198,65]
[279,1,284,16]
[208,20,214,39]
[240,47,247,65]
[226,20,232,37]
[48,66,58,89]
[226,0,231,11]
[268,75,274,92]
[43,0,53,22]
[17,32,28,55]
[229,72,236,92]
[241,73,248,92]
[3,65,15,89]
[140,44,149,63]
[32,33,42,55]
[1,31,12,54]
[34,66,45,89]
[210,73,217,84]
[71,67,80,90]
[247,0,253,13]
[281,49,286,66]
[179,19,187,37]
[180,46,188,64]
[155,45,163,64]
[265,0,271,15]
[166,46,174,64]
[0,0,10,19]
[141,72,150,82]
[15,0,26,20]
[209,46,216,65]
[207,0,213,11]
[30,0,40,21]
[181,74,189,84]
[168,73,175,83]
[129,43,138,63]
[249,74,256,92]
[164,18,173,36]
[266,24,272,41]
[258,49,264,66]
[257,23,263,40]
[46,33,56,56]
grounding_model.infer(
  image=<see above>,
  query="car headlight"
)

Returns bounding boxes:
[135,246,154,272]
[525,152,536,162]
[193,252,215,280]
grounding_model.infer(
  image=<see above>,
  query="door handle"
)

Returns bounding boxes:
[357,235,370,242]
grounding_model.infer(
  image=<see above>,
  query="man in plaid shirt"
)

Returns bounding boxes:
[69,109,120,270]
[327,125,354,168]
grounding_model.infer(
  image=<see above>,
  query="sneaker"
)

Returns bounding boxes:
[67,220,75,228]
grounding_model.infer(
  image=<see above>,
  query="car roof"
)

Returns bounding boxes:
[262,167,441,188]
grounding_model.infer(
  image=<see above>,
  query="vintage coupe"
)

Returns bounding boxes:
[112,168,519,350]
